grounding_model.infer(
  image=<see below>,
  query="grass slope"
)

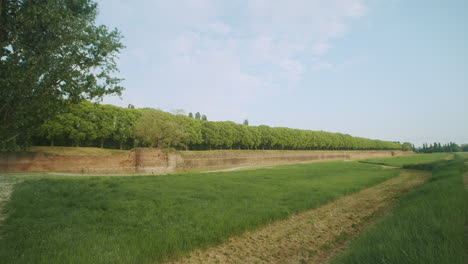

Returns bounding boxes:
[0,161,398,264]
[361,153,451,167]
[30,146,130,156]
[330,155,466,264]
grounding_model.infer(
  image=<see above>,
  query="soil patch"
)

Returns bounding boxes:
[170,170,429,264]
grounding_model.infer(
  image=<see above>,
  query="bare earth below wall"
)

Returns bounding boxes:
[0,149,413,174]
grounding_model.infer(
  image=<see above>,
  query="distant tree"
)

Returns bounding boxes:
[61,104,98,147]
[243,119,249,126]
[195,112,201,120]
[175,115,202,150]
[36,116,66,147]
[134,109,186,148]
[462,144,468,152]
[401,142,413,151]
[201,115,207,121]
[113,108,140,150]
[128,104,135,109]
[188,112,194,119]
[95,104,116,148]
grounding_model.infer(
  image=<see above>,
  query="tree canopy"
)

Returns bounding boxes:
[32,101,404,151]
[0,0,124,149]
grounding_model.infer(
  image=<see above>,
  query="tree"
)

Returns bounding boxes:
[93,104,115,148]
[113,108,140,150]
[195,112,201,120]
[175,115,202,150]
[188,112,194,119]
[0,0,124,148]
[36,115,66,147]
[65,102,98,147]
[134,109,186,148]
[201,114,207,121]
[243,119,249,126]
[401,142,413,151]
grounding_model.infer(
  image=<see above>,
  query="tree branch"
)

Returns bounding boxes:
[1,132,20,145]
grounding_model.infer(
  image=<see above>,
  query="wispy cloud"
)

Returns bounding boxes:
[99,0,369,120]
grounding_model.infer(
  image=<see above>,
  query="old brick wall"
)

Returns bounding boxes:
[0,149,412,174]
[176,150,412,171]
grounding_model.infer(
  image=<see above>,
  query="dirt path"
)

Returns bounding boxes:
[170,170,429,264]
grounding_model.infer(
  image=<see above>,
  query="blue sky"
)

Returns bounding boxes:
[96,0,468,146]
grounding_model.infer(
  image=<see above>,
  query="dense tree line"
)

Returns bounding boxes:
[31,101,404,151]
[415,142,463,153]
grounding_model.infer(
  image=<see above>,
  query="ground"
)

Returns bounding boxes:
[171,169,428,264]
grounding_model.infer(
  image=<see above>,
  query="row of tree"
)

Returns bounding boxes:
[414,142,465,153]
[32,101,405,151]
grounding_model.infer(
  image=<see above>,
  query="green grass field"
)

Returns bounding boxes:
[361,153,451,167]
[0,161,399,264]
[330,155,466,264]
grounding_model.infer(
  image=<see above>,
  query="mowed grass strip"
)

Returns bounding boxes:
[361,153,451,167]
[330,155,466,264]
[0,161,398,264]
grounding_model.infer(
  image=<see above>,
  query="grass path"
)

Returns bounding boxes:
[464,161,468,188]
[0,175,20,224]
[171,170,429,264]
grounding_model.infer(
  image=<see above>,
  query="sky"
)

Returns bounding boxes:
[96,0,468,147]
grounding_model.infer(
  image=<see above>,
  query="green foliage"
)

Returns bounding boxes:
[331,156,466,264]
[32,102,404,151]
[0,0,124,148]
[401,142,413,151]
[0,161,399,263]
[134,109,186,148]
[35,101,140,149]
[416,142,462,153]
[461,144,468,152]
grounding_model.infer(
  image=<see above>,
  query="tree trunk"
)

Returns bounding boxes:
[185,144,189,151]
[51,138,54,147]
[100,138,104,148]
[120,142,123,150]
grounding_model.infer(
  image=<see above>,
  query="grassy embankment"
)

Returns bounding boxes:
[330,154,466,264]
[360,152,451,167]
[0,161,399,264]
[30,146,130,156]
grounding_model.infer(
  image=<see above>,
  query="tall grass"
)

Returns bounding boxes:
[330,155,466,264]
[0,161,399,264]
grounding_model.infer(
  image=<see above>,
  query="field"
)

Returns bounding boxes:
[0,153,464,263]
[360,153,451,167]
[331,154,466,264]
